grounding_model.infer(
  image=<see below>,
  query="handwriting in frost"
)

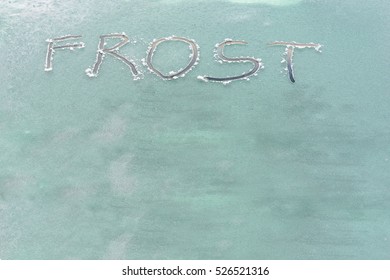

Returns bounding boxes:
[85,33,141,80]
[197,39,263,85]
[144,36,200,80]
[44,34,323,84]
[268,41,322,83]
[44,35,85,71]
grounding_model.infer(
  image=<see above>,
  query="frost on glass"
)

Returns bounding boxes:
[44,35,85,71]
[269,41,322,83]
[85,33,141,80]
[198,39,263,85]
[144,36,200,80]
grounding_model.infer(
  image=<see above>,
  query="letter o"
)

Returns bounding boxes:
[145,36,199,80]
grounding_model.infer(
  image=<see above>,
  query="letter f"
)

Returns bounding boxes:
[44,35,85,71]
